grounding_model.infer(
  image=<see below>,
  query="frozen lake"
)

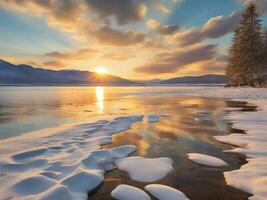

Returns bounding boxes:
[0,86,264,200]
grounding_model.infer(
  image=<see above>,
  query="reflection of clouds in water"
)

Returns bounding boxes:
[95,87,105,113]
[138,139,150,156]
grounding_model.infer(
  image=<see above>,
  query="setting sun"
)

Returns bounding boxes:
[94,67,108,75]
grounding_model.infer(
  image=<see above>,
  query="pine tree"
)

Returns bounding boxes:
[226,3,264,86]
[263,29,267,79]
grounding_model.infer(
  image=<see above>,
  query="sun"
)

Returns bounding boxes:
[94,67,108,75]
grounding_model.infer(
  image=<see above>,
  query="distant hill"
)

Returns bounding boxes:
[0,60,227,85]
[161,74,227,84]
[0,60,134,85]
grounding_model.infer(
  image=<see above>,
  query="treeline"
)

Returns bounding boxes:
[226,3,267,87]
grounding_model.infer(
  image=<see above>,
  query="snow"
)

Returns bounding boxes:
[145,184,190,200]
[61,170,103,195]
[40,185,73,200]
[214,101,267,200]
[111,184,151,200]
[115,156,173,182]
[12,175,56,196]
[187,153,229,167]
[0,115,143,200]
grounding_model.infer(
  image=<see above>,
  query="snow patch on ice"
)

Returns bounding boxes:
[187,153,228,167]
[0,115,143,200]
[145,184,190,200]
[115,156,173,182]
[111,184,151,200]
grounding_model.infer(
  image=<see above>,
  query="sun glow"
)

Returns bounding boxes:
[94,67,108,75]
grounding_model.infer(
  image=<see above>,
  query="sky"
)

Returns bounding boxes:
[0,0,267,80]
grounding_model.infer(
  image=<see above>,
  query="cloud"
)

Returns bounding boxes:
[0,0,84,30]
[135,44,218,74]
[147,19,179,35]
[85,0,147,25]
[174,12,242,46]
[147,19,160,29]
[94,26,146,46]
[157,24,180,35]
[44,48,98,60]
[42,60,66,68]
[153,2,170,13]
[102,52,135,60]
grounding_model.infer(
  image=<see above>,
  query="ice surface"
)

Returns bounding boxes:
[109,145,137,159]
[187,153,228,167]
[0,115,143,200]
[115,156,173,182]
[145,184,190,200]
[111,184,151,200]
[147,115,160,123]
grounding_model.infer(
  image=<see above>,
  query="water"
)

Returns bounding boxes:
[0,86,253,199]
[90,97,252,200]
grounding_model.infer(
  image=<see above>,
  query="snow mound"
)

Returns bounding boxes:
[187,153,228,167]
[12,148,47,161]
[115,156,173,182]
[145,184,190,200]
[147,115,160,123]
[12,175,56,196]
[40,185,73,200]
[111,184,151,200]
[0,115,143,200]
[61,170,104,193]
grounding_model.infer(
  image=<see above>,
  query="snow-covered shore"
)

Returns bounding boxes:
[0,116,146,200]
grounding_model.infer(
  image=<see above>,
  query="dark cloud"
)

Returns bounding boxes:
[135,44,218,74]
[94,26,146,46]
[51,0,81,22]
[157,24,180,35]
[1,0,82,24]
[86,0,147,25]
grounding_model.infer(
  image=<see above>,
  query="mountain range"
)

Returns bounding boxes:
[0,60,227,85]
[0,60,133,85]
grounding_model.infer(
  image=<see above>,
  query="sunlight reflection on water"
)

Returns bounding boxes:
[95,86,104,113]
